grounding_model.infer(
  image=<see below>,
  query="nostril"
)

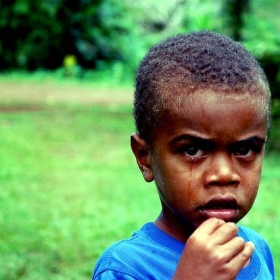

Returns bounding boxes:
[204,170,241,188]
[207,179,240,188]
[204,154,241,187]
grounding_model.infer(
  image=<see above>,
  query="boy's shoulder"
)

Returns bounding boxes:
[238,224,265,241]
[237,224,275,279]
[93,222,184,280]
[238,224,272,252]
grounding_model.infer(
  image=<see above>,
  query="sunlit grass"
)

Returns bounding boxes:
[0,103,158,279]
[241,154,279,277]
[0,102,279,279]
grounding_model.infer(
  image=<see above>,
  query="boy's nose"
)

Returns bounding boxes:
[204,152,241,188]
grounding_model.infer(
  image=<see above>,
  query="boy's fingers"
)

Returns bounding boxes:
[194,218,226,236]
[242,241,255,262]
[243,242,255,267]
[218,236,247,261]
[212,222,239,245]
[194,218,238,244]
[230,241,255,271]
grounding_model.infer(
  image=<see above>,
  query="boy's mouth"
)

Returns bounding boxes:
[199,196,238,221]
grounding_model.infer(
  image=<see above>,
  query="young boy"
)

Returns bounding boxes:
[93,31,275,279]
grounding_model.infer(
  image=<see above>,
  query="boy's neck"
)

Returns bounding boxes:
[154,210,195,243]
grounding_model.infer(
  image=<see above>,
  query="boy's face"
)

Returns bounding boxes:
[132,90,268,239]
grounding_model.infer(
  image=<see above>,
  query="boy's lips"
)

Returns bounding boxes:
[199,196,239,221]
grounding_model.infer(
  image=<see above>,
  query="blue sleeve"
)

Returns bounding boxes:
[238,225,275,279]
[257,236,275,278]
[93,270,137,280]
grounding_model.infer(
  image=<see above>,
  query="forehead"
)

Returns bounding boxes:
[154,89,268,141]
[164,88,269,120]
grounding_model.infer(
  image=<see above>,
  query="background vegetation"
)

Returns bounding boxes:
[1,0,280,90]
[1,0,280,147]
[0,0,279,279]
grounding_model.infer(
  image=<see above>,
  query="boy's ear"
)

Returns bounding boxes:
[130,133,154,182]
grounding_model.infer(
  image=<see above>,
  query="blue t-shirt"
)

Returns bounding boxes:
[93,223,275,279]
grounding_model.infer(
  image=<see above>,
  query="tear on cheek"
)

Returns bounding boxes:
[186,165,193,189]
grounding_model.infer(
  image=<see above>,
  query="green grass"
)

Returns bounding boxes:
[0,68,134,88]
[0,102,279,279]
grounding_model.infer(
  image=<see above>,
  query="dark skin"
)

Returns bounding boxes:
[131,90,268,279]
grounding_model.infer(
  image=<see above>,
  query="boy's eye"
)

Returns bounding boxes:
[234,146,254,157]
[232,137,265,158]
[236,147,252,156]
[184,146,205,157]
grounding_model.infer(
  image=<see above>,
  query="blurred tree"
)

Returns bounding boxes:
[0,0,279,98]
[0,0,142,71]
[0,0,64,70]
[222,0,250,41]
[241,0,280,99]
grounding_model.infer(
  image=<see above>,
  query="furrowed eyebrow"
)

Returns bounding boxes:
[233,136,267,146]
[170,135,266,147]
[170,135,216,147]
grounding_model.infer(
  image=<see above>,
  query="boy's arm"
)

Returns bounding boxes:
[173,218,255,280]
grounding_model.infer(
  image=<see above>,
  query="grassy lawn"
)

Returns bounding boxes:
[0,88,279,278]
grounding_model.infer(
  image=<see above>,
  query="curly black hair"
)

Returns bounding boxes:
[133,30,271,144]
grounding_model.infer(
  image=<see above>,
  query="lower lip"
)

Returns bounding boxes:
[200,209,237,221]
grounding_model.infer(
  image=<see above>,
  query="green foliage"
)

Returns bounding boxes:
[1,0,280,99]
[0,0,63,70]
[242,0,280,99]
[0,0,144,73]
[0,0,226,76]
[267,99,280,152]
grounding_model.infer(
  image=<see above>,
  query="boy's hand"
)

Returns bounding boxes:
[173,218,255,280]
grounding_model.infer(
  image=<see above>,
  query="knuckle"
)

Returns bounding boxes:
[213,217,225,226]
[217,265,237,280]
[225,269,237,280]
[241,244,254,259]
[187,234,214,253]
[241,250,250,259]
[211,252,224,264]
[187,234,200,247]
[224,222,238,234]
[204,242,214,254]
[235,236,246,247]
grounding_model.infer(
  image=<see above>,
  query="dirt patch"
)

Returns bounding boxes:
[0,105,43,113]
[0,79,134,107]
